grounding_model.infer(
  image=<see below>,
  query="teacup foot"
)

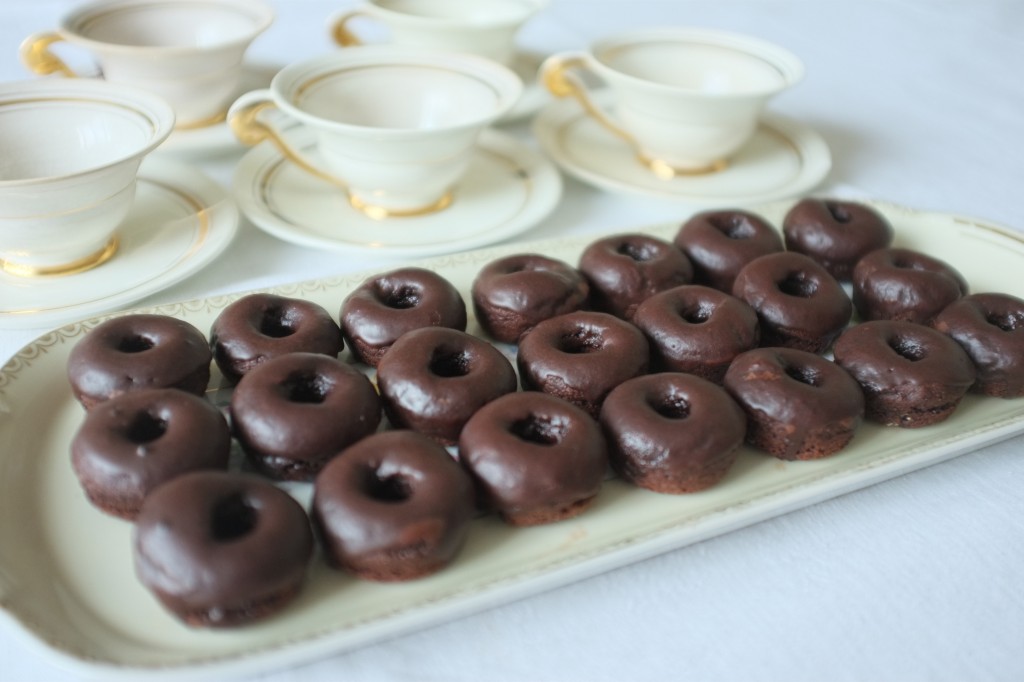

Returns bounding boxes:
[641,155,729,180]
[1,237,119,278]
[349,191,453,221]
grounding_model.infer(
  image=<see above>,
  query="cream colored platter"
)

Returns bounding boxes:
[1,200,1023,680]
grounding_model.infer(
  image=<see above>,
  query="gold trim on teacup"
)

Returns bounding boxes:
[349,191,453,221]
[1,237,118,278]
[640,155,728,179]
[292,64,504,106]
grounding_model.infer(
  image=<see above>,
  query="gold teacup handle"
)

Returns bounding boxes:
[541,53,638,148]
[329,10,371,47]
[19,32,77,77]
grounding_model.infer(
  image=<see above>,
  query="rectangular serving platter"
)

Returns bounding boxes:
[2,200,1023,680]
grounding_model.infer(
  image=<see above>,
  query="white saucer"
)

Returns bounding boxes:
[233,127,563,258]
[158,62,280,156]
[533,91,831,205]
[0,157,238,330]
[501,49,549,123]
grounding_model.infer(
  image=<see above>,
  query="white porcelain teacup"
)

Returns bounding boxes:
[228,48,522,219]
[329,0,547,66]
[541,28,804,176]
[20,0,274,129]
[0,80,174,277]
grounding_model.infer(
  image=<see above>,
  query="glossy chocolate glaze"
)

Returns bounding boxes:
[833,320,975,427]
[71,388,231,520]
[724,347,865,461]
[210,293,343,383]
[782,198,894,280]
[517,311,650,418]
[67,313,211,409]
[632,284,759,383]
[471,253,589,344]
[312,430,475,581]
[340,266,467,367]
[229,352,381,480]
[458,391,608,526]
[577,233,693,319]
[852,247,968,324]
[133,470,314,628]
[375,327,517,446]
[933,292,1024,398]
[674,209,784,292]
[599,373,746,494]
[732,251,852,354]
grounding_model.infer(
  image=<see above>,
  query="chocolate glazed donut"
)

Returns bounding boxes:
[516,310,650,418]
[312,430,476,581]
[932,292,1024,398]
[599,373,746,494]
[210,293,343,383]
[833,320,975,427]
[674,209,783,292]
[458,391,608,526]
[782,198,894,280]
[732,251,852,354]
[724,347,865,460]
[852,247,968,324]
[71,388,231,520]
[471,253,589,344]
[577,233,693,319]
[340,266,467,367]
[67,313,211,409]
[375,327,518,445]
[133,470,314,628]
[229,352,381,481]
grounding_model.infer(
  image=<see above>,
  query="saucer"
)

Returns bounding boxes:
[0,157,238,330]
[501,49,549,123]
[158,62,280,156]
[233,128,563,258]
[533,91,831,205]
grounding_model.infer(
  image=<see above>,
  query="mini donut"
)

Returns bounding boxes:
[832,320,975,427]
[312,430,476,581]
[209,293,343,383]
[229,352,381,481]
[932,292,1024,398]
[133,470,314,628]
[577,233,693,319]
[852,247,968,324]
[782,198,894,280]
[516,311,650,418]
[732,251,852,354]
[458,391,608,526]
[67,313,211,410]
[631,285,759,383]
[339,266,467,367]
[599,373,746,493]
[471,253,589,344]
[375,327,518,446]
[723,348,865,460]
[673,209,784,292]
[70,388,231,520]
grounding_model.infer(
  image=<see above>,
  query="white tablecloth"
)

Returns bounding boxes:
[1,1,1022,680]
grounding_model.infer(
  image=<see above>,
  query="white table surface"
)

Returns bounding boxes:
[2,1,1023,680]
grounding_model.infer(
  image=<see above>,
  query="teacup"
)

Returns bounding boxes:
[228,47,522,219]
[20,0,274,129]
[541,28,804,176]
[0,80,174,277]
[329,0,547,66]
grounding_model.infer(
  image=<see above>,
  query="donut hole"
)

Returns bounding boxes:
[616,240,657,262]
[380,284,421,310]
[709,214,756,240]
[126,410,168,444]
[889,336,927,362]
[777,272,818,298]
[258,307,297,338]
[986,311,1024,332]
[557,327,604,354]
[210,493,258,542]
[282,371,331,404]
[784,363,822,387]
[826,202,852,223]
[509,414,567,446]
[364,469,413,503]
[676,301,715,324]
[117,334,155,353]
[890,255,927,271]
[429,348,472,378]
[648,392,691,420]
